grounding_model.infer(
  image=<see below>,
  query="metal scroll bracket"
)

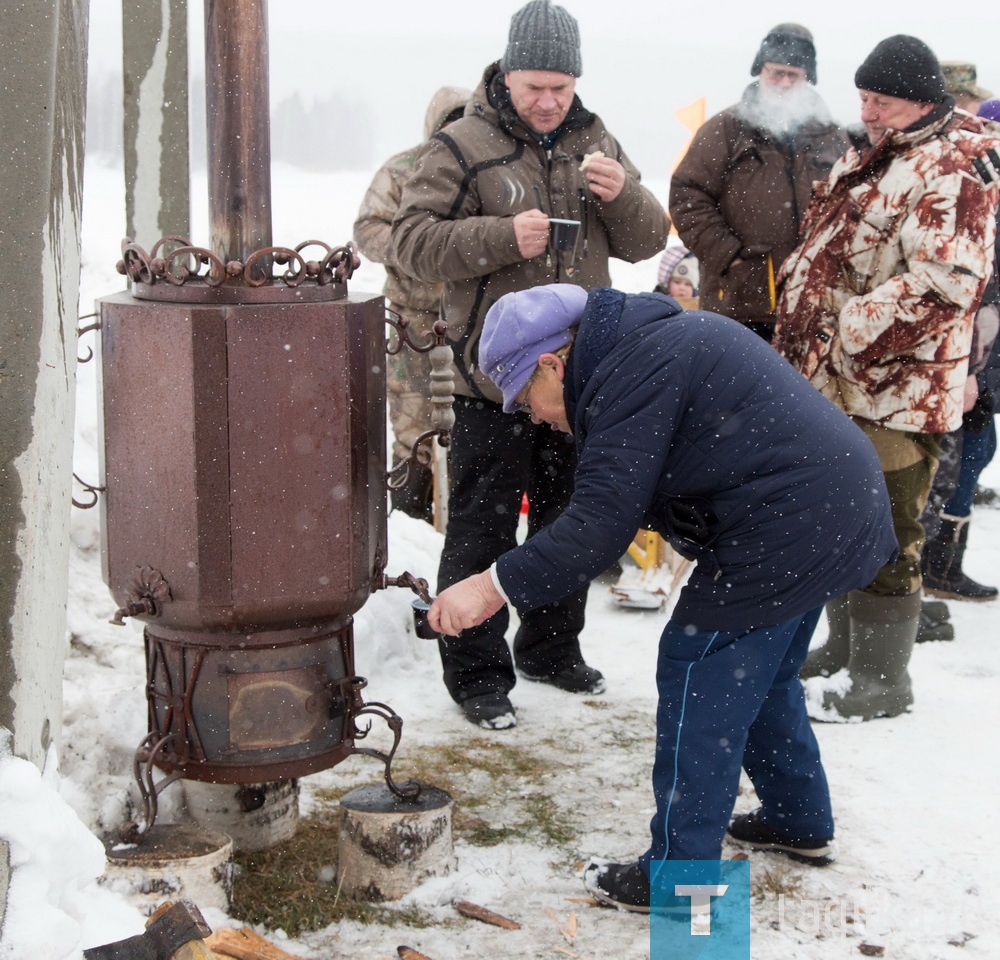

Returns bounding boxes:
[348,675,421,802]
[117,731,187,844]
[385,316,455,492]
[76,311,100,363]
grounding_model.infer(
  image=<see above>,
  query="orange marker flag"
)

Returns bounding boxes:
[670,97,706,233]
[672,97,707,171]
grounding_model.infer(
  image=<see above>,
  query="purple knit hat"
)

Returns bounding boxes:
[479,284,589,413]
[979,99,1000,123]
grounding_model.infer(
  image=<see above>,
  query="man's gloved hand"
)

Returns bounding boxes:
[429,571,506,637]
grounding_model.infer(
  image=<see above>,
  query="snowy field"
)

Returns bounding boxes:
[2,156,1000,959]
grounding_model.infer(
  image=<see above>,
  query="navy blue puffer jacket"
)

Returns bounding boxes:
[495,288,898,631]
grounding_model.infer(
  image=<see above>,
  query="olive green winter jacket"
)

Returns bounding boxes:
[390,63,669,403]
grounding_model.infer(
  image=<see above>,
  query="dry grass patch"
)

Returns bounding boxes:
[230,817,438,937]
[751,862,805,902]
[232,737,581,934]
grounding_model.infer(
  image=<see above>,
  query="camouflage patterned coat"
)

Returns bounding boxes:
[353,86,471,312]
[774,103,1000,434]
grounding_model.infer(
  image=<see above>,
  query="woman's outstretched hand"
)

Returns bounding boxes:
[429,571,506,637]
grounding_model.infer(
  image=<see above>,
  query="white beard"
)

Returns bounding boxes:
[737,82,832,139]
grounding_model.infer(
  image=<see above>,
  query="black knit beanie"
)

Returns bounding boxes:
[500,0,582,77]
[751,23,817,85]
[854,35,947,103]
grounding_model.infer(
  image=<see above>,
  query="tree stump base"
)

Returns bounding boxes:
[337,783,453,901]
[101,824,233,915]
[183,779,299,853]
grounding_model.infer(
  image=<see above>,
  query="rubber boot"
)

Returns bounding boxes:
[821,591,920,721]
[922,514,998,602]
[799,595,850,679]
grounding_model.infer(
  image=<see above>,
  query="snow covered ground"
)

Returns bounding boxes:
[2,157,1000,959]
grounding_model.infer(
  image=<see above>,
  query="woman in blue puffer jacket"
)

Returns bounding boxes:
[429,283,897,912]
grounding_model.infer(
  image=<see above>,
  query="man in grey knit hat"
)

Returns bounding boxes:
[391,0,668,730]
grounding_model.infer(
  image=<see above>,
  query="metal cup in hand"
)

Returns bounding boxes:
[548,218,581,253]
[411,597,441,639]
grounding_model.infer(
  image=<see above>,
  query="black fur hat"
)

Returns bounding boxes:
[751,23,817,85]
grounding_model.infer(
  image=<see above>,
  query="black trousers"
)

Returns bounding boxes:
[436,396,588,702]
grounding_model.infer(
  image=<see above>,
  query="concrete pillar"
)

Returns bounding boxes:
[122,0,190,244]
[0,0,90,935]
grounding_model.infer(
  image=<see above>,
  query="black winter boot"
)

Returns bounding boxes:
[974,484,1000,507]
[389,463,434,523]
[922,514,998,602]
[916,600,954,643]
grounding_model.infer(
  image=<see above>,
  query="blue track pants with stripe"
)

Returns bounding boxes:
[639,607,833,867]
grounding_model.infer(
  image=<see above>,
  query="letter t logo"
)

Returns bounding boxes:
[674,884,729,935]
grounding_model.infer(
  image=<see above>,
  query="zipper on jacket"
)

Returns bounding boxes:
[783,161,801,240]
[540,145,554,271]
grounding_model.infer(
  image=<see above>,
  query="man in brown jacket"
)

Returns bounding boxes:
[669,23,847,341]
[391,0,668,729]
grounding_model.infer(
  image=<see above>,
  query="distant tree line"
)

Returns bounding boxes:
[85,69,374,171]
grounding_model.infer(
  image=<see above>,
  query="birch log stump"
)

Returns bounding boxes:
[337,784,454,900]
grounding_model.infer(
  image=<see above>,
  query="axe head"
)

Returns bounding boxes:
[84,900,211,960]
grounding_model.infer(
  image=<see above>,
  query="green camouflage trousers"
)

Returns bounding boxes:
[387,304,439,465]
[854,419,941,597]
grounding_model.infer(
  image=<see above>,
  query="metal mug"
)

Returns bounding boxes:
[548,218,581,253]
[411,597,440,639]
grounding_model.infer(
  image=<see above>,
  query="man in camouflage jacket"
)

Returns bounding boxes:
[774,35,1000,722]
[390,0,668,729]
[353,86,470,521]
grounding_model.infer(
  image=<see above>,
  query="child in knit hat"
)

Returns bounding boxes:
[654,245,700,301]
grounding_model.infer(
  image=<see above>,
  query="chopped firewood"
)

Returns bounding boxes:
[545,907,577,944]
[206,926,307,960]
[397,947,436,960]
[452,900,521,930]
[565,896,600,907]
[858,946,886,957]
[730,852,750,860]
[554,950,580,959]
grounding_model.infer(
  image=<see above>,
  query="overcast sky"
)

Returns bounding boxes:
[89,0,1000,179]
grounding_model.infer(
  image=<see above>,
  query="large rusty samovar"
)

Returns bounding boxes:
[93,1,451,841]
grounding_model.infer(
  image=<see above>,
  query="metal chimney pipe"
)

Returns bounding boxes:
[98,0,449,844]
[204,0,272,263]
